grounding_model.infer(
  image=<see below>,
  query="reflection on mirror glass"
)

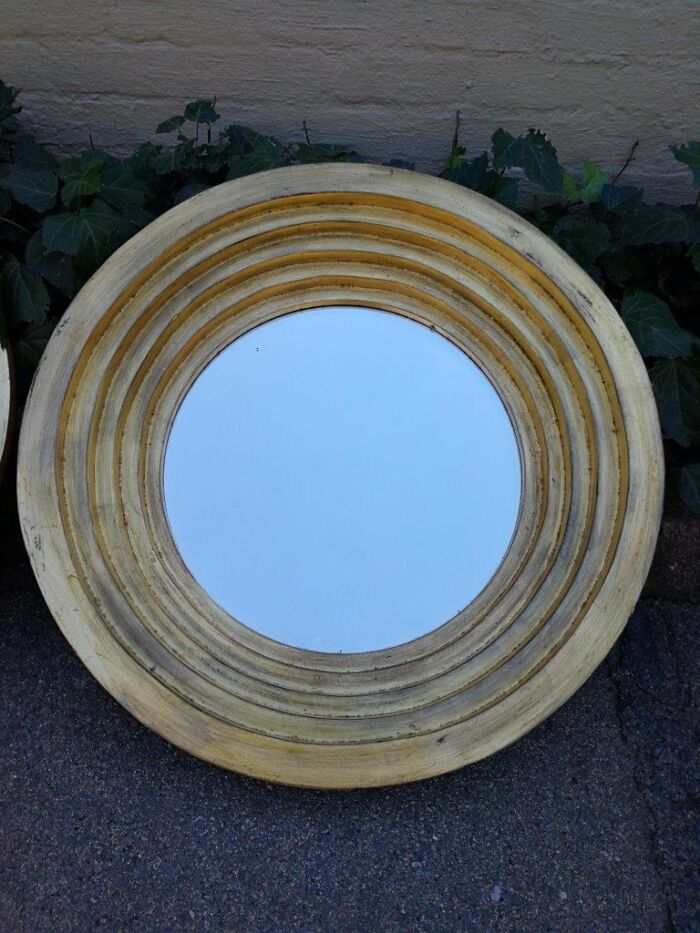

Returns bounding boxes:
[164,306,521,653]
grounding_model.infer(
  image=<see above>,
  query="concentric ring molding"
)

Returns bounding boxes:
[17,164,663,788]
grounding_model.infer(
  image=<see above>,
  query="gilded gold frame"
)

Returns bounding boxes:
[17,165,663,788]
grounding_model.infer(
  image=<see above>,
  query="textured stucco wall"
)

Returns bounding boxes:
[1,1,698,201]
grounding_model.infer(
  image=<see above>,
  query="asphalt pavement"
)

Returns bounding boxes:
[1,559,697,932]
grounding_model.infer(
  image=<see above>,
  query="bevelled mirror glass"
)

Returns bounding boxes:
[163,306,522,652]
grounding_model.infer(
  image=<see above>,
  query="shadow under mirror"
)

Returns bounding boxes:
[163,306,522,653]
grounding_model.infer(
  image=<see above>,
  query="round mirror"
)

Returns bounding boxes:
[20,165,664,786]
[164,306,521,653]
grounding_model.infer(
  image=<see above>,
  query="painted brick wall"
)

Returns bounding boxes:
[1,0,698,200]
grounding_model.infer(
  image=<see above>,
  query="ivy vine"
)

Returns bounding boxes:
[1,81,699,514]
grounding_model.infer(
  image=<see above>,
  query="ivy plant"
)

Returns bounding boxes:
[1,81,699,515]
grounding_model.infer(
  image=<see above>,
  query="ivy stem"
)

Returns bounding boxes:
[451,109,461,153]
[612,140,639,185]
[0,216,29,233]
[303,120,311,147]
[207,95,216,146]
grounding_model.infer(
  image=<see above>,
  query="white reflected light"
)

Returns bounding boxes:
[164,306,521,653]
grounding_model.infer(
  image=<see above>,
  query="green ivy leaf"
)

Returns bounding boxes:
[225,132,288,178]
[13,140,57,170]
[184,99,219,124]
[1,255,49,327]
[74,199,120,274]
[173,182,210,204]
[690,244,700,274]
[223,125,273,153]
[14,319,56,372]
[443,154,519,209]
[225,153,275,179]
[600,246,649,285]
[59,158,102,208]
[0,166,58,211]
[0,115,21,135]
[482,174,519,210]
[222,126,287,174]
[562,171,581,202]
[580,160,609,204]
[151,147,181,175]
[443,153,489,188]
[114,205,156,241]
[650,359,700,446]
[621,290,698,358]
[98,166,149,209]
[25,231,78,298]
[492,128,563,193]
[674,462,700,515]
[189,141,228,174]
[622,204,700,245]
[670,141,700,186]
[124,141,162,176]
[599,183,642,212]
[445,145,464,171]
[0,79,21,123]
[553,215,610,265]
[41,211,84,255]
[78,148,119,171]
[156,115,186,134]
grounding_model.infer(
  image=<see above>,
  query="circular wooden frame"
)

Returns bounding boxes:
[18,164,663,788]
[0,340,11,481]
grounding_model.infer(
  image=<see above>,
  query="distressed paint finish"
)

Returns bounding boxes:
[17,164,663,788]
[1,0,698,201]
[0,342,11,480]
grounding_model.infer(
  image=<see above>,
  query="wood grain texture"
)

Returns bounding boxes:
[17,164,664,788]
